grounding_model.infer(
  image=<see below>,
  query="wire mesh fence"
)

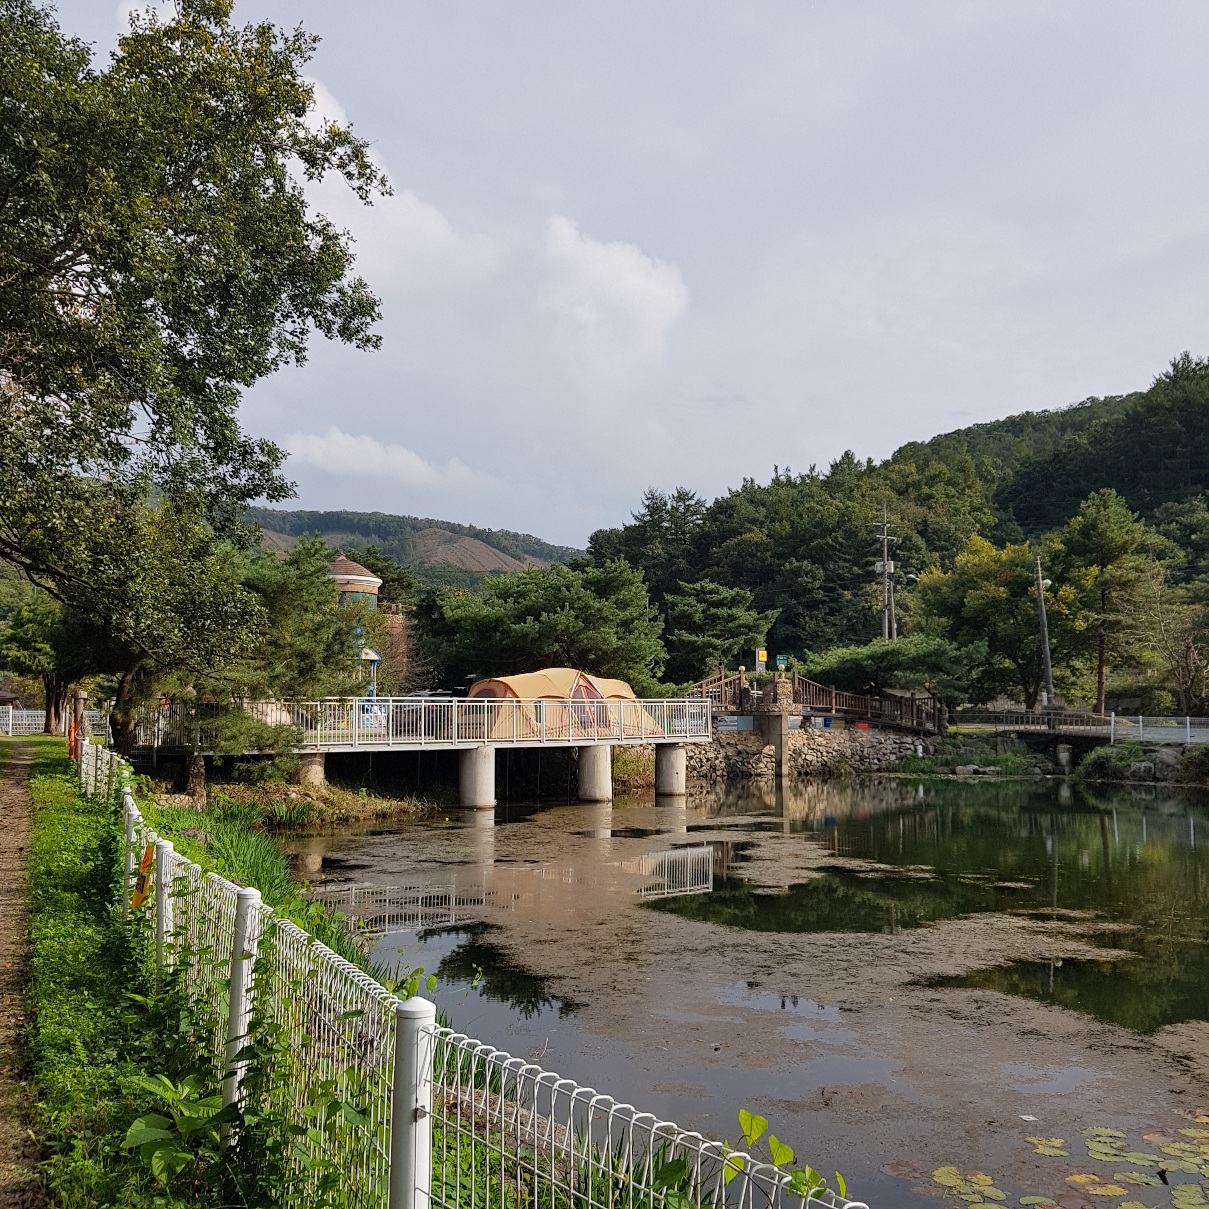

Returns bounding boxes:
[76,738,869,1209]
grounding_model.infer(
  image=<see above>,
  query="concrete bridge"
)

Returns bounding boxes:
[132,695,711,807]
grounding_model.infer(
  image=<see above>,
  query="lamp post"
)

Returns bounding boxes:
[1034,555,1055,710]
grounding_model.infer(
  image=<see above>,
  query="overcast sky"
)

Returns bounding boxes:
[57,2,1209,546]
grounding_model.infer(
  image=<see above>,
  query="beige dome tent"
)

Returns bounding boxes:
[464,668,662,741]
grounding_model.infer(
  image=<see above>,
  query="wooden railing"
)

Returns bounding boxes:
[688,669,939,732]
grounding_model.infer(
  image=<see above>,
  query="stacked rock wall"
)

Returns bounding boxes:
[686,726,916,783]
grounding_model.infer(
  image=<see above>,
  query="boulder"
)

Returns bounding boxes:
[1127,761,1155,782]
[1153,747,1182,782]
[955,764,978,777]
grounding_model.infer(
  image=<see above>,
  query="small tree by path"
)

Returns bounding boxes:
[0,741,41,1206]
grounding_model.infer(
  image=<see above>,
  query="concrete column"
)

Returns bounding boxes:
[578,744,613,801]
[654,796,688,833]
[294,752,326,787]
[654,744,687,796]
[459,745,496,808]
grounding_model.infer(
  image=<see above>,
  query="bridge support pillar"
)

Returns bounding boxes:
[654,743,687,796]
[459,746,496,808]
[294,752,325,787]
[755,712,791,779]
[578,745,613,801]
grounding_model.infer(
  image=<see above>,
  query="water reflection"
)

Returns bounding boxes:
[651,777,1209,1031]
[284,776,1209,1035]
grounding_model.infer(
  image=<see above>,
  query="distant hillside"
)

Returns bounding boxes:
[248,508,582,581]
[888,354,1209,536]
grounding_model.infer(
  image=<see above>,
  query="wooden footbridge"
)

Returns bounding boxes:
[690,669,941,733]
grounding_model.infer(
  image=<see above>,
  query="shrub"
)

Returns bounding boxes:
[1175,746,1209,785]
[1075,742,1142,783]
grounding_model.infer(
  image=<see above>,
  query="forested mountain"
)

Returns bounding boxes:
[587,353,1209,689]
[247,507,583,588]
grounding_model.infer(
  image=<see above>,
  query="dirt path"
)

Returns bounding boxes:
[0,743,40,1207]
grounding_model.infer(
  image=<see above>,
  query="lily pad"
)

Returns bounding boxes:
[1026,1137,1066,1147]
[1018,1199,1057,1207]
[1066,1175,1103,1186]
[933,1167,963,1188]
[1113,1171,1162,1186]
[1034,1147,1068,1157]
[969,1174,994,1187]
[1085,1186,1127,1197]
[1084,1128,1126,1139]
[1181,1129,1209,1140]
[1120,1152,1161,1165]
[1118,1203,1147,1209]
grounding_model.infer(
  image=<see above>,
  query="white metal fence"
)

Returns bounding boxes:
[132,696,712,752]
[78,738,867,1209]
[0,706,107,736]
[953,709,1209,745]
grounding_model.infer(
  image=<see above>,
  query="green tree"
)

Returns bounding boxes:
[0,0,385,650]
[588,488,706,606]
[416,561,665,692]
[804,636,976,705]
[1060,489,1157,713]
[346,546,418,608]
[0,594,114,731]
[662,580,777,683]
[917,535,1091,708]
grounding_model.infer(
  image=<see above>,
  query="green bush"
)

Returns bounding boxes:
[1075,742,1142,783]
[1176,746,1209,785]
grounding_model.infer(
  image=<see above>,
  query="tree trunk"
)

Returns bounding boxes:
[186,751,206,809]
[113,657,147,755]
[43,677,68,734]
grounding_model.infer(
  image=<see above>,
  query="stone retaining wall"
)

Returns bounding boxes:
[685,726,917,783]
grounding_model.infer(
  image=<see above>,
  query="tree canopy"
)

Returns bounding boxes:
[0,0,384,660]
[416,562,665,693]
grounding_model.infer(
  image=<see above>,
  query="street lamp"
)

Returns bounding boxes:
[1034,556,1056,710]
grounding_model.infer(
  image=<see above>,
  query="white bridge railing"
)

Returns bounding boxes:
[954,709,1209,745]
[135,696,712,752]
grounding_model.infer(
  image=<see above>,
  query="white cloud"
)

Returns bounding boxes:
[304,77,499,293]
[542,215,688,393]
[285,428,484,488]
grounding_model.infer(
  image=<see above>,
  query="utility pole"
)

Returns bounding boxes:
[872,506,899,640]
[1034,555,1055,710]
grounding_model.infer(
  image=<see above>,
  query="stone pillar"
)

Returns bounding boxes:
[294,751,326,787]
[578,744,613,801]
[459,745,496,808]
[1055,744,1073,774]
[654,743,687,796]
[755,711,791,779]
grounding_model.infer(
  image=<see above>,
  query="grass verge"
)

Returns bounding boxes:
[23,734,159,1206]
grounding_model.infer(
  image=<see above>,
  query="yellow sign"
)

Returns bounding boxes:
[130,842,154,910]
[756,649,767,663]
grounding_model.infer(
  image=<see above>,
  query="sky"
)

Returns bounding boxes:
[55,2,1209,546]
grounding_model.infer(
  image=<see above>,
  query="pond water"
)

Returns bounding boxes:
[280,776,1209,1206]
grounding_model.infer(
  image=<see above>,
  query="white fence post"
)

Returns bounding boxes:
[122,790,138,919]
[224,887,263,1114]
[389,996,436,1209]
[155,839,175,969]
[1109,712,1115,745]
[1188,716,1193,745]
[1139,714,1144,743]
[1,705,10,736]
